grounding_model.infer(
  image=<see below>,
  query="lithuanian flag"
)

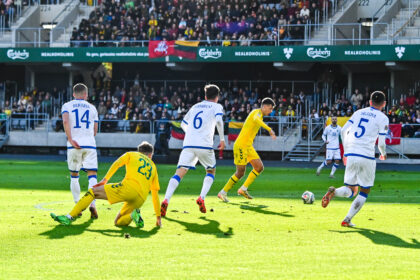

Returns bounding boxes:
[228,121,244,143]
[174,40,199,59]
[171,121,185,140]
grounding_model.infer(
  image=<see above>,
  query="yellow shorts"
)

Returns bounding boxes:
[104,182,145,216]
[233,145,260,166]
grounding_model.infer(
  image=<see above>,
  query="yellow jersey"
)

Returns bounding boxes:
[234,109,272,147]
[104,152,160,201]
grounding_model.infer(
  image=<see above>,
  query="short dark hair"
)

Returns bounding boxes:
[137,141,154,155]
[73,83,88,96]
[261,97,276,108]
[370,91,386,107]
[204,84,220,100]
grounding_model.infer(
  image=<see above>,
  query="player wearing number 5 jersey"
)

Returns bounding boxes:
[61,83,99,219]
[321,91,389,227]
[51,142,162,227]
[161,84,225,216]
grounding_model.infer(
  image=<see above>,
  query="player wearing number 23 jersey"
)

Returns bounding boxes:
[51,142,162,227]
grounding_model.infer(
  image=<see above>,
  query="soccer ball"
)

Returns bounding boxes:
[302,191,315,204]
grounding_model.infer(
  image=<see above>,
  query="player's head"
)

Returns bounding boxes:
[137,141,154,158]
[370,91,386,110]
[73,83,88,100]
[204,84,220,102]
[261,97,276,116]
[331,116,337,125]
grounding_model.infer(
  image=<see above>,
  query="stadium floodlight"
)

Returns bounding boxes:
[41,23,57,29]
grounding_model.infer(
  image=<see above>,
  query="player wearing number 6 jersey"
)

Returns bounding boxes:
[61,83,99,219]
[51,142,162,227]
[160,84,225,216]
[321,91,389,227]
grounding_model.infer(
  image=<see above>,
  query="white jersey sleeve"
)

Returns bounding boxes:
[181,101,224,149]
[344,107,388,159]
[63,100,97,148]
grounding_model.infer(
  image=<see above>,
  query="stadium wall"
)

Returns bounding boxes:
[6,132,299,152]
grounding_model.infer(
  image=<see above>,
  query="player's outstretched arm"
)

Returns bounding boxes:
[95,153,130,187]
[253,114,276,139]
[378,135,387,160]
[62,112,80,149]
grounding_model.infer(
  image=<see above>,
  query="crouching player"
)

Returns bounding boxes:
[51,141,162,228]
[321,91,388,227]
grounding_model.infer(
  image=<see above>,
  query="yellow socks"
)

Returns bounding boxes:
[115,214,132,226]
[69,189,95,218]
[223,174,239,193]
[243,169,260,189]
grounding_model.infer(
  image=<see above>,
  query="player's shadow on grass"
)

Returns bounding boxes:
[164,216,233,238]
[330,228,420,249]
[85,226,160,239]
[40,219,94,239]
[229,202,294,218]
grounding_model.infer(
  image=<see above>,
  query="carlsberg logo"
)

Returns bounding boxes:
[198,48,222,59]
[7,49,29,60]
[306,47,331,59]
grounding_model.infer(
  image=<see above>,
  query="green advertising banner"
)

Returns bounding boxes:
[0,45,419,63]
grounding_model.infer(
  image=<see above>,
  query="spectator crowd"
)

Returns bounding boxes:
[1,80,420,137]
[71,0,328,47]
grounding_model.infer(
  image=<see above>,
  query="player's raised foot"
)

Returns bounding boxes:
[341,219,356,227]
[160,199,168,217]
[316,166,321,176]
[50,213,72,225]
[238,188,253,199]
[196,197,206,213]
[321,186,336,208]
[329,174,335,179]
[89,206,98,219]
[131,209,144,228]
[217,192,229,203]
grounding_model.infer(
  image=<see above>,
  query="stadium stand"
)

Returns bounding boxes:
[1,81,420,137]
[70,0,325,46]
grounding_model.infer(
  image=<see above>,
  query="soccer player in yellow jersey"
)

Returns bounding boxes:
[51,141,162,227]
[218,98,276,202]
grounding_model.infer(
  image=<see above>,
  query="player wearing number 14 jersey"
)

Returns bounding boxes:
[61,83,99,219]
[321,91,389,227]
[161,84,226,216]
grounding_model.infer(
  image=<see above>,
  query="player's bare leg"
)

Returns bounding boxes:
[237,159,264,199]
[197,169,215,213]
[161,167,188,217]
[87,170,98,219]
[218,165,245,202]
[317,160,331,176]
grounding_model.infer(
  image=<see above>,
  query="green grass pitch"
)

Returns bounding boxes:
[0,159,419,279]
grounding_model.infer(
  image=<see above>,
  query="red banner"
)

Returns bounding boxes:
[148,40,175,58]
[385,124,402,145]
